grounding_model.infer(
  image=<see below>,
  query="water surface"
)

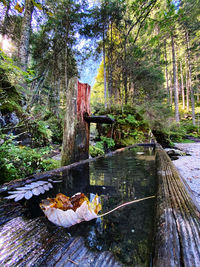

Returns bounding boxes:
[7,146,156,266]
[37,146,157,266]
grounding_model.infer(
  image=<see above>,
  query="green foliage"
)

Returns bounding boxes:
[89,137,115,157]
[0,49,33,88]
[125,114,138,125]
[89,145,104,157]
[47,116,63,144]
[168,120,200,142]
[37,121,52,140]
[96,105,150,147]
[0,50,34,115]
[0,135,60,183]
[27,108,63,146]
[100,136,115,149]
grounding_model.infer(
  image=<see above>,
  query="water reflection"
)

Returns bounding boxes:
[27,146,156,266]
[85,147,156,266]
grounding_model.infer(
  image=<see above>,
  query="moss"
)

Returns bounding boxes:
[0,72,23,115]
[95,105,151,148]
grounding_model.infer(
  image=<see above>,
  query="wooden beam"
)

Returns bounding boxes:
[84,114,114,124]
[154,146,200,266]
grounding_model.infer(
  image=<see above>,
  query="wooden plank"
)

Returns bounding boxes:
[154,146,200,267]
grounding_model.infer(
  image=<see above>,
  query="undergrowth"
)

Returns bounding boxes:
[0,135,60,183]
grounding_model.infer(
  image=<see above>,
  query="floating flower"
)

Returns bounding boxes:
[40,193,102,228]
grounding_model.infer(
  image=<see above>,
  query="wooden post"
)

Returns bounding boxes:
[61,77,91,166]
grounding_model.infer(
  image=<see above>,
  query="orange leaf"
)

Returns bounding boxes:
[14,2,24,13]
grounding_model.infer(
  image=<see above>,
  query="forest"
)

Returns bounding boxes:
[0,0,200,183]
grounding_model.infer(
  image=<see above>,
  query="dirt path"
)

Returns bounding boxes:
[173,143,200,207]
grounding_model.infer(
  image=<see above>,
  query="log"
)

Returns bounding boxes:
[154,146,200,267]
[84,114,114,124]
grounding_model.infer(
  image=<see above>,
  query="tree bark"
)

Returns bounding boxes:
[185,30,195,125]
[180,61,185,110]
[171,34,180,123]
[103,27,107,108]
[18,0,34,70]
[195,58,199,103]
[164,40,170,105]
[2,0,10,36]
[123,42,128,104]
[61,78,91,166]
[185,56,190,112]
[107,22,113,106]
[169,74,173,108]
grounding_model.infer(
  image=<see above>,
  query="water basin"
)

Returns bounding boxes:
[0,146,156,267]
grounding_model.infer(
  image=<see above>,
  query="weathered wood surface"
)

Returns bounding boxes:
[0,206,122,267]
[154,147,200,267]
[0,143,155,267]
[61,78,91,166]
[84,114,114,124]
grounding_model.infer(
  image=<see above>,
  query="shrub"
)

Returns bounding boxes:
[89,145,104,157]
[0,135,60,183]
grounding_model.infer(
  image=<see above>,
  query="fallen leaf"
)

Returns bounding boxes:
[40,193,101,228]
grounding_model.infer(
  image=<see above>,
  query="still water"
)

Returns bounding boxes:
[24,146,156,266]
[36,146,156,266]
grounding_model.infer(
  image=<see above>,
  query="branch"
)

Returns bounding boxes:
[133,0,157,44]
[126,0,157,40]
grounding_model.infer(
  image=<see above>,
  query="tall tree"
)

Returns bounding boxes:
[185,29,195,125]
[180,60,185,110]
[18,0,34,70]
[171,34,180,123]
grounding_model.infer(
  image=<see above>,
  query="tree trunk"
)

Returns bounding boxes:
[169,74,173,108]
[164,40,170,105]
[103,27,107,108]
[2,0,10,36]
[18,0,34,70]
[196,59,199,103]
[107,23,113,106]
[180,61,185,110]
[171,35,180,123]
[61,78,91,166]
[185,56,190,112]
[123,42,128,104]
[185,30,195,125]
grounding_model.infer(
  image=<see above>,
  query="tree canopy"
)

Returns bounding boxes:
[0,0,200,128]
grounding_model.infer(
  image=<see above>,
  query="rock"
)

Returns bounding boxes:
[14,132,32,146]
[164,148,186,157]
[0,111,6,128]
[5,112,19,126]
[0,139,4,145]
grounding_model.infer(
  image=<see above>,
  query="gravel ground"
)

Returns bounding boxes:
[173,143,200,206]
